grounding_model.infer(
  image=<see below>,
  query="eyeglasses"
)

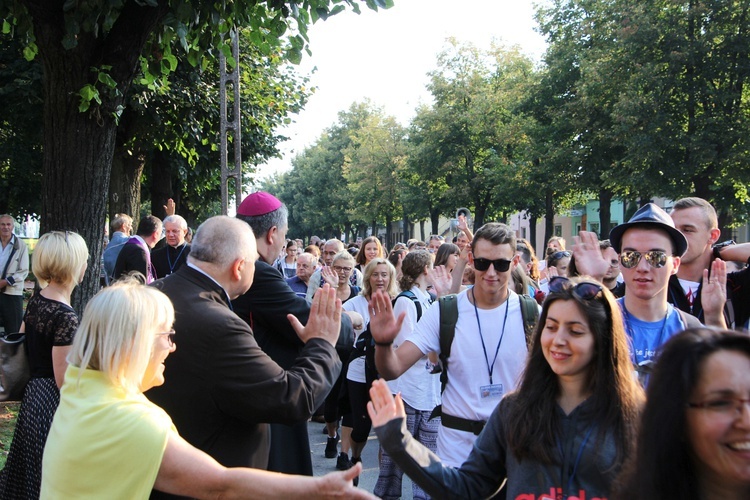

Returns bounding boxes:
[548,276,603,300]
[619,250,669,269]
[688,397,750,418]
[333,265,352,274]
[472,257,512,273]
[157,331,176,346]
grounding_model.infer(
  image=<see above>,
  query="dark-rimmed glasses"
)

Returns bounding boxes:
[688,397,750,418]
[332,265,353,275]
[472,257,512,273]
[619,250,668,269]
[548,276,603,300]
[157,331,176,346]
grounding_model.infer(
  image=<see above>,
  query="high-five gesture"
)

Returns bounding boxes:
[288,284,342,346]
[367,379,405,428]
[368,290,406,346]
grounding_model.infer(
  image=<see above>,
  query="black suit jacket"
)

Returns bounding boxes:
[113,239,148,280]
[232,260,353,369]
[151,243,190,279]
[231,260,353,475]
[147,266,340,488]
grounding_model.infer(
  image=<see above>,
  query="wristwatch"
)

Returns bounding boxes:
[712,240,735,260]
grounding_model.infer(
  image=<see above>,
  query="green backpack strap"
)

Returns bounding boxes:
[518,294,540,347]
[438,294,459,395]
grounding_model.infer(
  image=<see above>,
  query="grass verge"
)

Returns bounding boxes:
[0,402,20,469]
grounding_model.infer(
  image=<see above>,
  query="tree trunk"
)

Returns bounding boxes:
[109,148,145,222]
[385,214,393,250]
[528,214,538,257]
[419,220,425,241]
[430,207,440,236]
[545,190,554,248]
[26,0,169,312]
[598,188,612,240]
[402,208,410,242]
[150,149,173,220]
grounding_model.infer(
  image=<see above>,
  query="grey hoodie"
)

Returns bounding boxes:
[375,395,619,500]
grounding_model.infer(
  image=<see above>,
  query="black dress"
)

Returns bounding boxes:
[0,293,78,499]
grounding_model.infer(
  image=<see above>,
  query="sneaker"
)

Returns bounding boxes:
[351,456,361,487]
[324,433,339,458]
[336,452,353,471]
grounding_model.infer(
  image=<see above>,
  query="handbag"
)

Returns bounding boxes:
[0,332,30,401]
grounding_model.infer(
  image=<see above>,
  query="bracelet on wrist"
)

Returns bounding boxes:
[374,340,393,347]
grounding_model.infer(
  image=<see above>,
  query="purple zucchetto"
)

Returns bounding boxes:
[237,191,282,217]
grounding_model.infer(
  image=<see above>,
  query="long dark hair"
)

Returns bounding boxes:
[614,328,750,500]
[505,277,643,468]
[434,243,459,269]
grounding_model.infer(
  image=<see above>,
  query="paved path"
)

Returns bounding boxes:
[308,420,413,499]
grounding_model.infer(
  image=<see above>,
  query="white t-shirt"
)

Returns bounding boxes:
[407,289,528,467]
[678,278,701,308]
[389,287,441,412]
[344,295,370,384]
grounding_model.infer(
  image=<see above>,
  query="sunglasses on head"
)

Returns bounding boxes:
[472,257,512,272]
[619,250,668,269]
[548,276,603,300]
[550,250,571,261]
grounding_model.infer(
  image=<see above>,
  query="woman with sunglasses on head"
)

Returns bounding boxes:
[614,328,750,500]
[0,231,88,499]
[367,276,644,499]
[40,279,372,499]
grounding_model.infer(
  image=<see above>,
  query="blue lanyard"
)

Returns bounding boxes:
[557,421,595,499]
[471,289,509,385]
[167,244,188,275]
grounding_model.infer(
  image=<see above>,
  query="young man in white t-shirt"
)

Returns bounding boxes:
[369,223,531,467]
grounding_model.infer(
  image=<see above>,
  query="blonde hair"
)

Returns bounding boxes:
[33,231,89,288]
[68,278,174,394]
[362,258,398,299]
[332,250,355,267]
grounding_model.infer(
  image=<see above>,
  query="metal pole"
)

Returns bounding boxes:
[219,30,242,215]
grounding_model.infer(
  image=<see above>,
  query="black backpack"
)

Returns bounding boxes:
[352,290,423,386]
[436,292,539,395]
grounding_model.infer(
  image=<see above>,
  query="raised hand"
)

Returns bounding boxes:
[367,379,406,428]
[163,198,176,216]
[701,258,727,328]
[428,265,452,298]
[321,266,339,288]
[572,231,609,281]
[288,284,342,346]
[368,290,405,345]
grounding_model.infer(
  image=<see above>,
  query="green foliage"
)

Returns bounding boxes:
[0,33,42,218]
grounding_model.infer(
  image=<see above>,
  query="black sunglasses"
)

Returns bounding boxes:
[472,257,512,272]
[548,276,603,300]
[619,250,668,269]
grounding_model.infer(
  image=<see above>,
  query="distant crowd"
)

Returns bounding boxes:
[0,193,748,499]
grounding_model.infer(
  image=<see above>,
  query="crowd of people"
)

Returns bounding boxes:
[0,192,748,499]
